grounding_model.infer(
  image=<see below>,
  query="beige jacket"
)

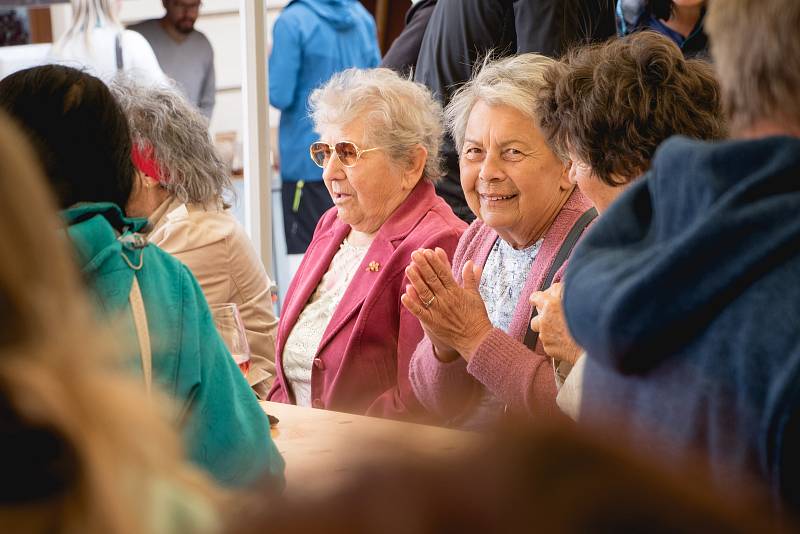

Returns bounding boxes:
[147,197,277,397]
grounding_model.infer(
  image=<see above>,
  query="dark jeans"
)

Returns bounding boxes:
[281,180,333,254]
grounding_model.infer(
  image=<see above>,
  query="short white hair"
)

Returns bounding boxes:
[309,68,444,183]
[445,53,557,153]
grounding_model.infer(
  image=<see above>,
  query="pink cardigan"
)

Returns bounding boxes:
[409,188,592,422]
[267,181,466,421]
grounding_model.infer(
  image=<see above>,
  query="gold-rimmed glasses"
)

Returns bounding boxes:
[309,141,383,168]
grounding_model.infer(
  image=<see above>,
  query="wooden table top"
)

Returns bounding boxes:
[261,401,481,493]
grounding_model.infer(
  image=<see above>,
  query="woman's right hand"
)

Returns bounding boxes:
[401,248,493,363]
[529,282,583,365]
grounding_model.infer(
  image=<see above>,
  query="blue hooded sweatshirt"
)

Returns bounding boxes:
[563,135,800,510]
[269,0,380,183]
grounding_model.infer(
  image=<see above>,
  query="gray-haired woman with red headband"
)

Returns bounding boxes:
[111,78,279,398]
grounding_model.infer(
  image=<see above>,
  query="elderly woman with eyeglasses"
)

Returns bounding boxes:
[266,68,466,420]
[404,54,595,429]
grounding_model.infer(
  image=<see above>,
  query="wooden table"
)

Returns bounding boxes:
[261,401,481,493]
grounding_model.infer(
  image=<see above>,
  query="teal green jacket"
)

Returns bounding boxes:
[64,203,284,487]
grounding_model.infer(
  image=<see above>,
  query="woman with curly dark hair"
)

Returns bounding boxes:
[529,30,724,405]
[538,30,724,215]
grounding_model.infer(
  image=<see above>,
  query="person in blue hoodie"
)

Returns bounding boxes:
[563,0,800,512]
[269,0,380,256]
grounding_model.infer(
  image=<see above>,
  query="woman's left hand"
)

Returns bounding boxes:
[529,282,583,365]
[401,248,493,361]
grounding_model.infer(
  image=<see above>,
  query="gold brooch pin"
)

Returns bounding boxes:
[367,261,380,272]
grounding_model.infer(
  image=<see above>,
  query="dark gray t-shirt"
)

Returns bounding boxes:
[128,19,215,118]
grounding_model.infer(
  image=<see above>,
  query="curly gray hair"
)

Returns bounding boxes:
[446,53,557,154]
[110,77,232,204]
[309,68,444,183]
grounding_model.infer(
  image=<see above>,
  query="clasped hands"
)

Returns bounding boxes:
[400,248,493,363]
[401,248,583,366]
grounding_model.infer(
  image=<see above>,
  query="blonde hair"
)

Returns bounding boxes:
[446,53,557,154]
[0,112,219,533]
[55,0,121,52]
[706,0,800,132]
[309,67,444,183]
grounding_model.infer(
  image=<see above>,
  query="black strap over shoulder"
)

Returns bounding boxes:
[522,207,598,351]
[115,32,124,71]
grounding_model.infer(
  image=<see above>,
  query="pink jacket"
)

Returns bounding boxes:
[267,181,466,421]
[409,189,592,423]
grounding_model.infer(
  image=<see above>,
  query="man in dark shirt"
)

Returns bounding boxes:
[380,0,437,75]
[414,0,615,221]
[130,0,216,118]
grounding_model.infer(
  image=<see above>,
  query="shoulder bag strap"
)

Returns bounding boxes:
[129,272,152,395]
[522,207,598,351]
[115,32,124,71]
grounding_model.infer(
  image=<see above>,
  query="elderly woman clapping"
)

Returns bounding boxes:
[404,54,595,428]
[111,80,279,398]
[266,68,466,420]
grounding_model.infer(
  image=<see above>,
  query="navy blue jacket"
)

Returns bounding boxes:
[269,0,380,183]
[564,135,800,510]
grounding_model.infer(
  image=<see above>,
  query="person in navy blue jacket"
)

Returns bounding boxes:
[269,0,380,255]
[563,0,800,513]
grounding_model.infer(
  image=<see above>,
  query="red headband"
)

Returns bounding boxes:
[131,142,168,184]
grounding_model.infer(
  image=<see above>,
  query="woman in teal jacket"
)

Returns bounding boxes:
[0,65,284,488]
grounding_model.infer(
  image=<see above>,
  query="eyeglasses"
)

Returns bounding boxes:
[309,141,383,168]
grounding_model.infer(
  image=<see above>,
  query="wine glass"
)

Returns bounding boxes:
[211,303,251,378]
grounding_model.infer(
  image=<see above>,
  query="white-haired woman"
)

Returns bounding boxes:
[404,54,595,429]
[112,79,278,397]
[50,0,166,85]
[266,68,466,421]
